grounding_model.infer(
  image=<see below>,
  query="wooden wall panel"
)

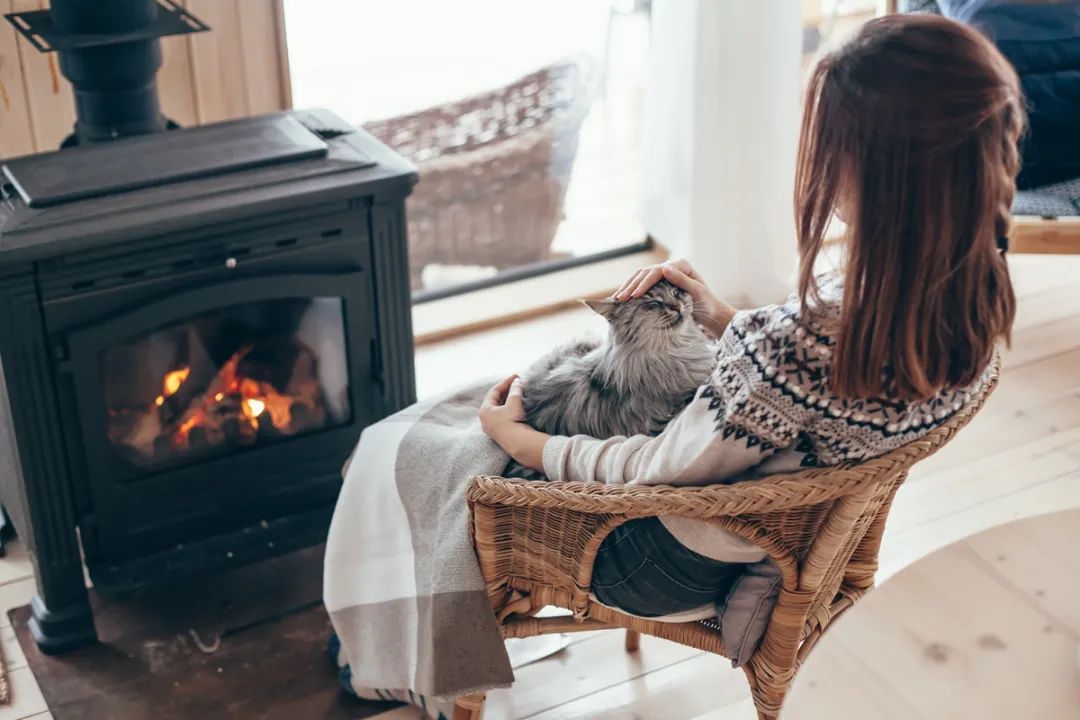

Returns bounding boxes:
[11,0,75,150]
[187,0,250,124]
[159,32,199,127]
[0,0,292,158]
[238,0,287,115]
[0,0,36,157]
[272,0,292,109]
[158,0,199,128]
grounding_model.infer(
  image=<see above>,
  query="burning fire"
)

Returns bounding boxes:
[154,366,191,408]
[243,398,266,418]
[106,339,328,463]
[163,367,190,396]
[158,346,323,453]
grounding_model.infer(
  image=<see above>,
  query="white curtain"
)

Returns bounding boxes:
[640,0,803,307]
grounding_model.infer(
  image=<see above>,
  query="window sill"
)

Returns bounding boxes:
[412,247,668,345]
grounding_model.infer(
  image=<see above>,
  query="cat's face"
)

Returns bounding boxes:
[584,281,696,345]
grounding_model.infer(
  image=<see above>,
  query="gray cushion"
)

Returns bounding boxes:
[718,557,782,668]
[1013,177,1080,217]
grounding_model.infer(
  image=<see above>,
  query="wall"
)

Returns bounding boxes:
[639,0,802,308]
[0,0,291,158]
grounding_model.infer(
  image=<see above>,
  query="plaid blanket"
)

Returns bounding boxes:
[323,380,515,705]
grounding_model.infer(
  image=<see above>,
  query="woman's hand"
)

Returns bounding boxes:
[613,259,737,337]
[479,375,525,434]
[479,375,548,472]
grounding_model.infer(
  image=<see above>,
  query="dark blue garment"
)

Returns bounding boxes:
[939,1,1080,188]
[591,517,744,617]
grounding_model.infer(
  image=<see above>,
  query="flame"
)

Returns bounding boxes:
[162,367,190,397]
[178,413,202,437]
[243,398,266,419]
[138,344,322,456]
[263,393,294,429]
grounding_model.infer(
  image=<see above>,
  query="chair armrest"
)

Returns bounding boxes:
[467,466,895,520]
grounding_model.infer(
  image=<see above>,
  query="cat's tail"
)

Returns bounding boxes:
[502,460,548,481]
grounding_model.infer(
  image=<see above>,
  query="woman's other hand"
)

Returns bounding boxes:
[479,375,526,431]
[613,259,737,337]
[479,375,548,472]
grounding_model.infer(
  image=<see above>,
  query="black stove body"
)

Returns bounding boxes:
[0,109,417,652]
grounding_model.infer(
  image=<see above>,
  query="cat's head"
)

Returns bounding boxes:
[582,281,699,346]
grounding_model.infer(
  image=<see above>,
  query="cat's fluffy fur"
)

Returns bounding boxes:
[520,281,715,441]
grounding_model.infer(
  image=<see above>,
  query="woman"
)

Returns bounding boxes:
[480,13,1022,617]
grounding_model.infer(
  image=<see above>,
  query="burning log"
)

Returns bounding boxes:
[107,338,329,464]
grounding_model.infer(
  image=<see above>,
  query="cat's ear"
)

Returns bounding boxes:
[581,297,617,320]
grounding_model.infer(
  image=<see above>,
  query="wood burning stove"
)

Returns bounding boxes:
[0,1,417,653]
[0,111,417,652]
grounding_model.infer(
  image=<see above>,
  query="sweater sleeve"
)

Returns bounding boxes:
[542,308,813,486]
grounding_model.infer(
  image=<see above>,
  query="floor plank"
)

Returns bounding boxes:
[1,625,26,672]
[785,510,1080,719]
[524,653,747,720]
[0,580,35,632]
[485,633,701,720]
[0,546,31,589]
[881,427,1080,578]
[687,698,758,720]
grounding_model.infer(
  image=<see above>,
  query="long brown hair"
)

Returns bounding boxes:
[796,14,1023,400]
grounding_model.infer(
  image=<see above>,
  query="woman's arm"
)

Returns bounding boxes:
[614,259,738,338]
[541,383,780,486]
[479,367,803,487]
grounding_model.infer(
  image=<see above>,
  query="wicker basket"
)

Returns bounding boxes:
[453,361,1000,720]
[364,58,594,290]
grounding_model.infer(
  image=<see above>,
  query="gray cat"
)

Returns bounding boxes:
[518,281,715,450]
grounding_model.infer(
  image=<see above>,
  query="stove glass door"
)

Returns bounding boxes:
[101,296,351,470]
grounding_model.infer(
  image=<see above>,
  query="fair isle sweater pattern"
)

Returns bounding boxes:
[704,294,989,472]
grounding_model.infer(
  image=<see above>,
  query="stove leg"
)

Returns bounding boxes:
[29,593,96,654]
[12,452,97,653]
[15,504,98,652]
[25,536,96,653]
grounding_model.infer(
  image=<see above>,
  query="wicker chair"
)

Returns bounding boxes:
[364,59,594,290]
[453,365,998,720]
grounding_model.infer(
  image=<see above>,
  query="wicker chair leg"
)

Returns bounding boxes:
[742,660,791,720]
[452,693,486,720]
[624,629,640,652]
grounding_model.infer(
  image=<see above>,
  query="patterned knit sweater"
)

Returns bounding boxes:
[541,284,994,561]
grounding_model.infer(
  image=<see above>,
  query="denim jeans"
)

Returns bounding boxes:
[591,517,744,617]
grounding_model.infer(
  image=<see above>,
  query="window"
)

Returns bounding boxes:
[283,0,651,299]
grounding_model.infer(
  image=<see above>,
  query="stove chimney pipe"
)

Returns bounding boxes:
[50,0,167,145]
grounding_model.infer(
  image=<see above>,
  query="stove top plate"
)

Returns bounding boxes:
[3,114,333,209]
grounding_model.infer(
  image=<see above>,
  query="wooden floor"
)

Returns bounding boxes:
[784,508,1080,719]
[2,253,1079,719]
